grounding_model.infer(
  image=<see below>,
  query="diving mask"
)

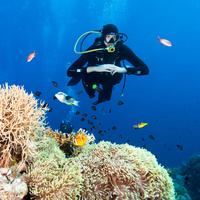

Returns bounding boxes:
[104,34,120,44]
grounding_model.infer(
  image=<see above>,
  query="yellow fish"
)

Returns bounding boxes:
[73,135,87,146]
[133,122,148,129]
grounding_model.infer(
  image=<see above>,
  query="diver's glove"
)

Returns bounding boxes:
[87,64,116,73]
[110,66,127,75]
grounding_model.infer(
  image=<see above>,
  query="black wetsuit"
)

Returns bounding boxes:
[67,39,149,104]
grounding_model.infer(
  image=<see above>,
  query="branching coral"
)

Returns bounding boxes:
[44,126,71,146]
[0,83,48,168]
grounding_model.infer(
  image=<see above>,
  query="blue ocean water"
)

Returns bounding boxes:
[1,0,200,168]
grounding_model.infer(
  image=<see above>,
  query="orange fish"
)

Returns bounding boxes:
[149,135,155,140]
[88,120,93,125]
[92,126,98,129]
[77,91,83,95]
[167,169,173,175]
[91,106,97,111]
[27,51,37,62]
[117,100,124,105]
[73,135,87,146]
[157,36,172,47]
[52,81,58,87]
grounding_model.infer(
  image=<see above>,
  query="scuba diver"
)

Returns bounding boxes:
[67,24,149,105]
[60,120,75,134]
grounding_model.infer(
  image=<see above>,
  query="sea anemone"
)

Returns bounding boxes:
[24,137,82,199]
[73,141,175,200]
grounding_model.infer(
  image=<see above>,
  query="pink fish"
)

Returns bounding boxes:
[27,51,37,62]
[157,36,172,47]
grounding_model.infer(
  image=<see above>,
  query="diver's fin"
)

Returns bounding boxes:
[92,99,106,105]
[93,91,106,105]
[92,101,99,105]
[67,77,82,86]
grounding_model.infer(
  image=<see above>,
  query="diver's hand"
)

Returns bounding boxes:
[86,64,116,73]
[110,66,127,75]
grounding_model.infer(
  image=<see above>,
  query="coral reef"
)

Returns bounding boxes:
[44,126,70,146]
[25,139,175,200]
[24,137,82,199]
[0,84,175,199]
[44,127,95,147]
[181,155,200,200]
[72,141,175,200]
[0,173,28,200]
[0,83,48,168]
[172,155,200,200]
[44,127,95,157]
[0,83,48,199]
[170,167,191,200]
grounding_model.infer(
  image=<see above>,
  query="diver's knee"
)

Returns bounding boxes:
[89,95,95,98]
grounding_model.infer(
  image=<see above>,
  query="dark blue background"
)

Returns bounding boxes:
[1,0,200,168]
